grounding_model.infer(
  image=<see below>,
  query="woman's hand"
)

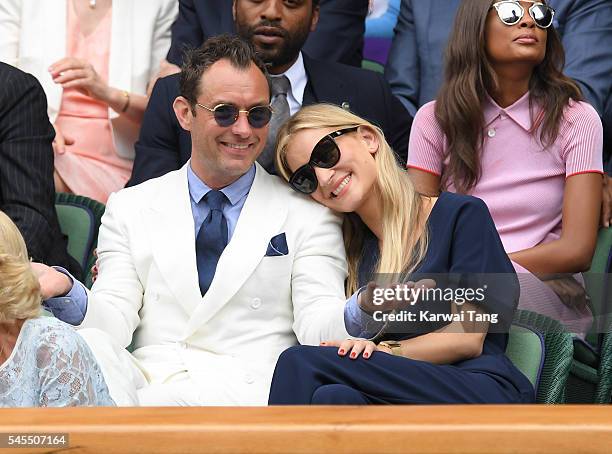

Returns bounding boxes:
[49,57,111,102]
[539,274,590,310]
[51,123,74,155]
[91,248,99,283]
[320,339,392,359]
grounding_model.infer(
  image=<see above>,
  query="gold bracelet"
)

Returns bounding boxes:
[121,90,130,113]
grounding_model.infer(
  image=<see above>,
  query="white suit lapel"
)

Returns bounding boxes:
[143,165,202,317]
[185,164,288,336]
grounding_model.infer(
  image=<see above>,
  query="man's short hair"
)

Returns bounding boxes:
[180,34,271,113]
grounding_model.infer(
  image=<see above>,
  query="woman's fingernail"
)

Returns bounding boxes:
[338,349,345,355]
[320,342,326,345]
[350,352,356,358]
[364,352,370,358]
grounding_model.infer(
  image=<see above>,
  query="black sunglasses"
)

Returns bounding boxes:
[196,102,273,128]
[491,1,555,29]
[288,126,359,194]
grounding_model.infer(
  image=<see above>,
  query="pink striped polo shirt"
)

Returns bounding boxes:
[407,92,603,254]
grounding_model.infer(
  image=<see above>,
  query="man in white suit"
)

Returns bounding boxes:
[36,35,350,406]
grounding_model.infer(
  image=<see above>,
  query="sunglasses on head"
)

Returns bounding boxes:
[196,102,273,128]
[491,1,555,29]
[288,126,359,194]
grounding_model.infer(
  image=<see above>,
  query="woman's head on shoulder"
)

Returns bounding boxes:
[275,103,393,215]
[0,211,41,322]
[275,104,429,294]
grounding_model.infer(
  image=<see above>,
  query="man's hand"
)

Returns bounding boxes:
[31,262,73,300]
[601,175,612,228]
[51,123,74,155]
[358,279,436,314]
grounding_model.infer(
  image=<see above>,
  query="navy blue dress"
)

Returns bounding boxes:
[268,192,535,404]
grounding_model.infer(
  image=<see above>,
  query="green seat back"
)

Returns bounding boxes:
[361,59,384,74]
[510,310,574,403]
[583,227,612,327]
[567,227,612,403]
[54,193,106,288]
[506,324,543,388]
[55,203,95,270]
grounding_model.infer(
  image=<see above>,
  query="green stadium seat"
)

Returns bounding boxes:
[566,227,612,403]
[361,59,384,74]
[507,310,574,403]
[55,193,105,288]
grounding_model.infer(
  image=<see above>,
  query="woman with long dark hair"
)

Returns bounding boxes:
[407,0,603,336]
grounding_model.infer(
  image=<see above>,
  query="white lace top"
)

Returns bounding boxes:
[0,317,115,407]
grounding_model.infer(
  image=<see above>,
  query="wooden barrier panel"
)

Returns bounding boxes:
[0,405,610,453]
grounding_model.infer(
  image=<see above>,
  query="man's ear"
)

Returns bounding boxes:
[310,4,320,32]
[357,125,380,155]
[174,96,194,132]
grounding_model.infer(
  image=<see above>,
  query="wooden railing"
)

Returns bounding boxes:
[0,405,610,453]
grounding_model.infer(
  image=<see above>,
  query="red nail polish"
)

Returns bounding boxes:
[364,352,370,358]
[350,352,356,358]
[339,349,345,355]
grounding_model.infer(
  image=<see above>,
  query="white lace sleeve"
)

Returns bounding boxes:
[36,326,115,407]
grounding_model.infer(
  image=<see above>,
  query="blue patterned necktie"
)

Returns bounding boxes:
[196,190,228,295]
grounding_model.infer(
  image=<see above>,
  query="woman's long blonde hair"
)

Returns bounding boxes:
[0,211,42,321]
[276,104,429,295]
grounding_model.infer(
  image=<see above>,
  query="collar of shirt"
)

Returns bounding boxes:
[483,91,533,131]
[271,52,306,115]
[187,163,255,206]
[187,163,256,241]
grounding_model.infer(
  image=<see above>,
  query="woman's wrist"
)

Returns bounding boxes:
[106,87,130,114]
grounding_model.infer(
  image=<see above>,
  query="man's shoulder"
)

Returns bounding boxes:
[257,171,335,217]
[110,166,185,207]
[149,72,181,103]
[0,63,40,96]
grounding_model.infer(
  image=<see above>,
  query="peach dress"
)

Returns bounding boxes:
[54,1,132,204]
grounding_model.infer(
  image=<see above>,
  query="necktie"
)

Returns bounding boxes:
[259,75,291,174]
[196,190,228,295]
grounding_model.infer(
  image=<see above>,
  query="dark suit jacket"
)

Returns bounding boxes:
[128,54,412,186]
[385,0,612,118]
[167,0,368,68]
[0,63,81,277]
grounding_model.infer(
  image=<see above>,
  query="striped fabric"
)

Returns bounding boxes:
[0,62,80,277]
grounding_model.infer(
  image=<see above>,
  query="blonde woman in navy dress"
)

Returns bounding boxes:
[268,104,534,405]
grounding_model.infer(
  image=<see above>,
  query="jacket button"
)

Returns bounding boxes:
[487,128,496,138]
[250,298,262,310]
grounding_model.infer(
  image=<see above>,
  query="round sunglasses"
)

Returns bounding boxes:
[196,102,273,128]
[491,1,555,29]
[289,126,359,194]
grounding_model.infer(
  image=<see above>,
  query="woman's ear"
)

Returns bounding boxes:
[357,125,380,155]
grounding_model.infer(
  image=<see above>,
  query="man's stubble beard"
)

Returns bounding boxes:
[234,15,312,70]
